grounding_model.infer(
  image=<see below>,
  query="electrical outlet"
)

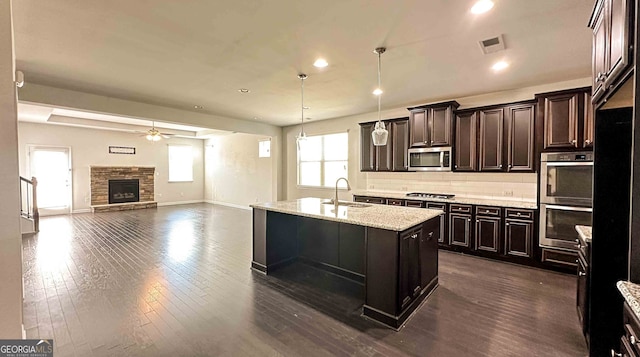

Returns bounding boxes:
[369,185,375,189]
[503,190,514,197]
[157,193,163,197]
[180,192,185,197]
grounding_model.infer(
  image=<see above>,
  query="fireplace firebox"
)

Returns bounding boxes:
[108,179,140,204]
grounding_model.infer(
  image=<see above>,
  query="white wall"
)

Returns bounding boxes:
[19,83,285,201]
[0,0,24,338]
[204,133,273,208]
[18,122,205,212]
[283,77,591,201]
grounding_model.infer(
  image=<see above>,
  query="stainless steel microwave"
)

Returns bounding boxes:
[408,147,452,171]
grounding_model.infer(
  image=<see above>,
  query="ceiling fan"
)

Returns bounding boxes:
[139,121,173,141]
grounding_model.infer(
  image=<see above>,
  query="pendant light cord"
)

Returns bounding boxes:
[301,76,305,133]
[377,50,382,123]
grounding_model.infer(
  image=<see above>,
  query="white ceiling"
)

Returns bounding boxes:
[12,0,594,127]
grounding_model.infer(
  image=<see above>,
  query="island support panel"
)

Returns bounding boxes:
[251,209,298,273]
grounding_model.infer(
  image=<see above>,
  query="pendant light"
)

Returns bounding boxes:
[371,47,389,146]
[296,73,308,151]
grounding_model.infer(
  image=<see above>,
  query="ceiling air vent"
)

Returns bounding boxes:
[479,34,505,54]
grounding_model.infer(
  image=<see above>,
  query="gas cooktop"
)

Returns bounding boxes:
[406,192,455,199]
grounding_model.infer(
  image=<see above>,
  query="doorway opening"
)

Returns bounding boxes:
[28,146,72,216]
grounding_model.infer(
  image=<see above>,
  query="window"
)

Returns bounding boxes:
[298,132,348,188]
[168,145,193,182]
[259,139,271,158]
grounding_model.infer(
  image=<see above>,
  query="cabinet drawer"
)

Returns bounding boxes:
[624,302,640,356]
[406,200,424,208]
[475,206,501,217]
[387,198,405,206]
[450,204,472,214]
[541,248,577,267]
[505,208,534,220]
[426,202,447,212]
[353,196,386,204]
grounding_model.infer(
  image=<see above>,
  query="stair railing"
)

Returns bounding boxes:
[19,176,39,232]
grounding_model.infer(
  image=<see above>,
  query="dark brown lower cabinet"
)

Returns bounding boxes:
[426,202,447,244]
[450,213,472,248]
[577,253,589,341]
[475,216,500,252]
[420,219,439,288]
[613,303,640,357]
[399,228,421,311]
[504,219,533,258]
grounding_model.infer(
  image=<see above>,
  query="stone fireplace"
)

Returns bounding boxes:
[90,166,157,212]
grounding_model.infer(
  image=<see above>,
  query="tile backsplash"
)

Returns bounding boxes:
[366,172,537,202]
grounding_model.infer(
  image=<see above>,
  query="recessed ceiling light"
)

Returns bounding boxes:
[492,60,509,71]
[303,106,310,110]
[313,58,329,68]
[194,105,203,109]
[471,0,494,14]
[238,88,250,93]
[253,117,260,120]
[372,88,383,96]
[305,117,312,121]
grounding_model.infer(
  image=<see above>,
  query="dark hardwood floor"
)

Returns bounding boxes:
[22,203,587,356]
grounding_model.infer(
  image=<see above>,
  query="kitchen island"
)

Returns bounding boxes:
[251,197,443,329]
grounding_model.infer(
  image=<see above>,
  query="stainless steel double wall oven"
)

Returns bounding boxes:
[539,152,593,251]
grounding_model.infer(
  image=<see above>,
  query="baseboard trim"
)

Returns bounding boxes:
[206,201,252,211]
[72,209,91,214]
[157,200,205,207]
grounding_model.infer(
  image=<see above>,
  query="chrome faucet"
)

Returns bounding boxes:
[334,177,352,210]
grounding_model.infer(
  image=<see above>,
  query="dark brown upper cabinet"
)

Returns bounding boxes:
[454,111,478,172]
[359,118,409,172]
[505,103,535,172]
[360,122,376,171]
[408,101,459,148]
[589,0,633,105]
[536,87,592,151]
[391,120,409,171]
[479,108,504,171]
[583,93,594,148]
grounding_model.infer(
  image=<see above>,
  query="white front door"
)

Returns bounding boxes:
[29,146,72,216]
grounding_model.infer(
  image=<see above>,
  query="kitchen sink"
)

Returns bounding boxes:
[321,200,371,208]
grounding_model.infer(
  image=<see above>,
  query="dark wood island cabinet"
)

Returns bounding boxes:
[251,198,442,329]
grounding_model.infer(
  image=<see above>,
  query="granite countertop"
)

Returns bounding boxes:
[575,225,592,244]
[250,197,443,232]
[351,190,538,209]
[618,281,640,319]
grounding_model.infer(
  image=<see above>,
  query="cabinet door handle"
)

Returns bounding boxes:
[411,234,418,239]
[611,350,622,357]
[467,219,471,222]
[571,139,577,144]
[578,271,586,277]
[454,164,458,169]
[631,335,637,345]
[499,164,503,168]
[506,223,510,226]
[585,139,592,145]
[428,232,434,238]
[516,212,521,216]
[431,140,434,144]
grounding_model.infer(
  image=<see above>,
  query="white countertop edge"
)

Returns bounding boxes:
[575,225,592,243]
[618,281,640,320]
[250,199,443,232]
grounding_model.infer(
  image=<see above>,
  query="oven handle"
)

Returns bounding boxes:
[544,204,593,212]
[440,152,444,168]
[544,162,593,167]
